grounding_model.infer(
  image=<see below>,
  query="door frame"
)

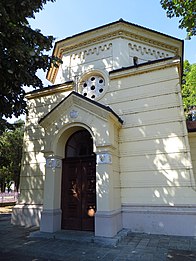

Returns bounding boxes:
[61,130,96,231]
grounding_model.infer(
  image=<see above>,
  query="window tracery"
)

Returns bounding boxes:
[80,74,105,100]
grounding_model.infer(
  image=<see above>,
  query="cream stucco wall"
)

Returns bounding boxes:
[17,89,74,205]
[108,62,196,207]
[14,59,196,231]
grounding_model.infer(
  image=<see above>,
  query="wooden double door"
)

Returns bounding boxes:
[61,155,96,231]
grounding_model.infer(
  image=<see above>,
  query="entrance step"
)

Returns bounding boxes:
[30,229,130,247]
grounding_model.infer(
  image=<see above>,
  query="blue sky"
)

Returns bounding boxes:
[30,1,195,59]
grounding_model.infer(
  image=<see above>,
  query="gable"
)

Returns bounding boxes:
[39,91,123,129]
[38,91,123,155]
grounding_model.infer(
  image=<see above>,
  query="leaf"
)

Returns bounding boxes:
[0,0,57,120]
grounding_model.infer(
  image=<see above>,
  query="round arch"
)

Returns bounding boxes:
[52,123,95,158]
[65,130,94,158]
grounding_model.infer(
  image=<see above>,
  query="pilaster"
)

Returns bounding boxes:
[40,156,62,233]
[95,151,122,237]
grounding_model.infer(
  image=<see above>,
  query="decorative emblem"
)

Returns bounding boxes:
[69,110,79,119]
[46,158,62,169]
[97,153,112,164]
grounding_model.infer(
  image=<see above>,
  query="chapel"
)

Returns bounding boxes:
[11,19,196,237]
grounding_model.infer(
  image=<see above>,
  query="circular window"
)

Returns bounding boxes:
[80,75,105,100]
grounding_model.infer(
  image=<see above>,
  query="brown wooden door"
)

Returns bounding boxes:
[61,155,96,231]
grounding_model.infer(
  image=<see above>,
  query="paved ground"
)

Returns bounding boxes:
[1,213,196,260]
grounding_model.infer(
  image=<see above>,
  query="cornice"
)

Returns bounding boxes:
[57,30,179,55]
[25,81,74,100]
[56,22,181,55]
[109,57,181,79]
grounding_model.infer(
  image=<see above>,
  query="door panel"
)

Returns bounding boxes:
[81,158,96,231]
[61,156,96,231]
[61,160,81,230]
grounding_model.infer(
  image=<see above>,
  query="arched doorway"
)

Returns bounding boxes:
[61,130,96,231]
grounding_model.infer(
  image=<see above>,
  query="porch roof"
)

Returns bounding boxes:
[39,91,123,126]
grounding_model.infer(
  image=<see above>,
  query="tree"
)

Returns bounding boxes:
[160,0,196,37]
[182,60,196,119]
[0,0,60,131]
[0,120,24,192]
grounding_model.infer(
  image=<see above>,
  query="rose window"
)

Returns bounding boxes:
[81,75,105,100]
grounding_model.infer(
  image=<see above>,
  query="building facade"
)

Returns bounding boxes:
[11,20,196,237]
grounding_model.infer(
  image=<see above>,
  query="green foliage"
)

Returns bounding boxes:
[160,0,196,36]
[0,0,60,124]
[182,60,196,119]
[0,120,24,192]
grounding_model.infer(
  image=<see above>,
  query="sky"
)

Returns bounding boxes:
[29,0,196,86]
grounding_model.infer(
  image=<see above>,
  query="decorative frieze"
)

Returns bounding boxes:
[128,42,170,59]
[71,43,112,60]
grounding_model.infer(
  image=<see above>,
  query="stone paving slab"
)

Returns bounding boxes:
[168,249,196,261]
[1,214,196,260]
